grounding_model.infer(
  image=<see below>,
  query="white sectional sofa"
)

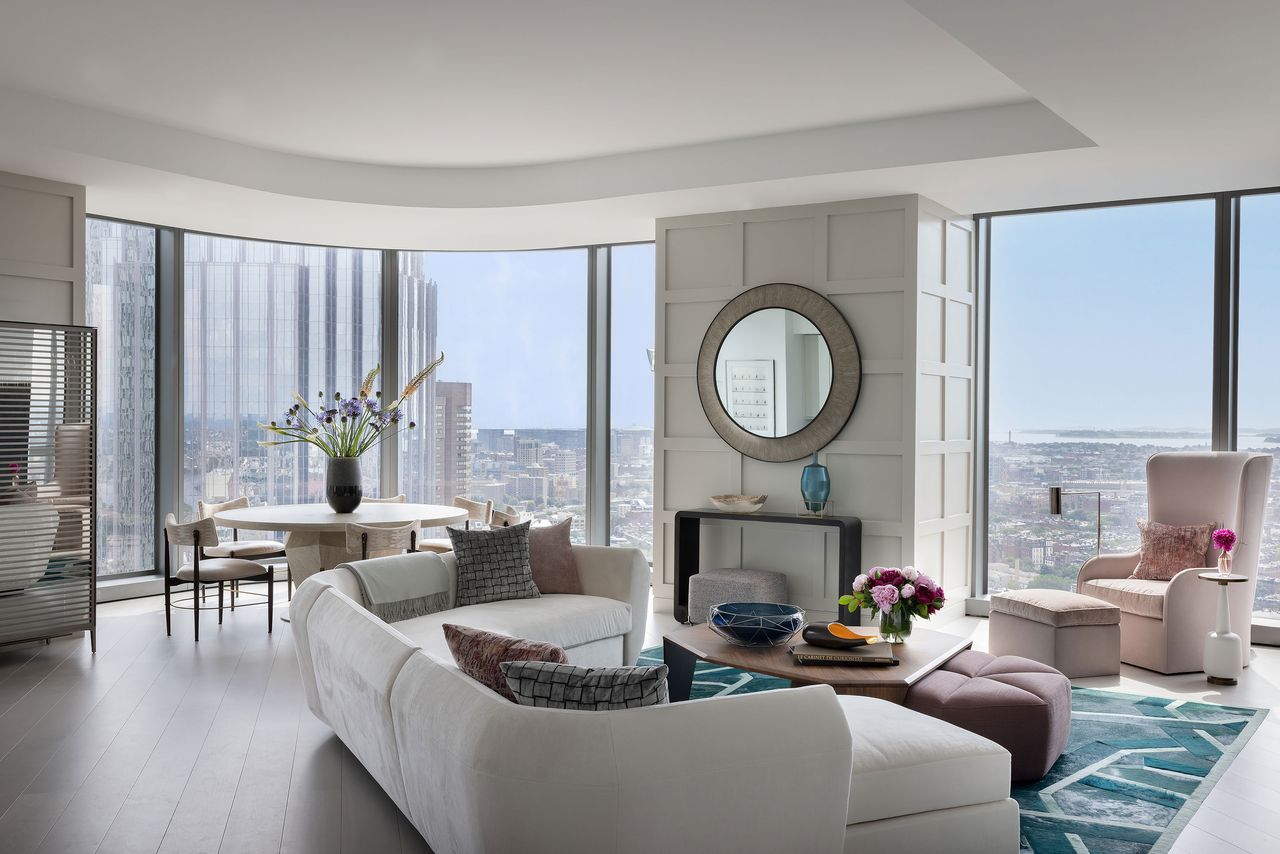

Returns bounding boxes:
[292,547,1019,854]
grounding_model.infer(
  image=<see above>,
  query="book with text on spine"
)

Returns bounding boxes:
[790,642,899,667]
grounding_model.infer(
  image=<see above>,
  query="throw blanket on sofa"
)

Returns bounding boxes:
[339,552,451,623]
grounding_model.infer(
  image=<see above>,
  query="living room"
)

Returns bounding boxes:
[0,2,1277,853]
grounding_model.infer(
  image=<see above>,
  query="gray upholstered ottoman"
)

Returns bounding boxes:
[686,568,788,625]
[989,589,1121,678]
[905,650,1071,782]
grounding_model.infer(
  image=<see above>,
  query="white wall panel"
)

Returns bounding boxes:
[0,171,85,325]
[918,374,944,441]
[917,454,944,523]
[841,374,903,442]
[945,452,971,517]
[663,377,714,439]
[945,376,971,441]
[827,209,906,280]
[829,292,905,360]
[744,217,814,286]
[825,452,903,522]
[664,224,737,290]
[663,300,725,364]
[662,449,737,510]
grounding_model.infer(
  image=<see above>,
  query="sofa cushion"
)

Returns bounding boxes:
[394,594,633,660]
[1082,577,1168,619]
[529,518,583,595]
[443,623,567,702]
[989,588,1119,627]
[839,694,1010,825]
[450,522,539,606]
[501,661,668,709]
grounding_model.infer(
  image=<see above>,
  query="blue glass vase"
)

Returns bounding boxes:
[800,452,830,513]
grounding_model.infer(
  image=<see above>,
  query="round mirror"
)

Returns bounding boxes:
[714,307,833,438]
[697,283,860,462]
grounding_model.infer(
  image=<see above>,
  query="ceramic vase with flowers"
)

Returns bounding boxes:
[1214,528,1236,575]
[259,355,444,513]
[837,566,945,643]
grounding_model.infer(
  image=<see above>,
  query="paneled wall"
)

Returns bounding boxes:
[0,170,85,325]
[654,195,974,618]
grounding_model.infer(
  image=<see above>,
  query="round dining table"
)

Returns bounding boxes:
[213,502,469,591]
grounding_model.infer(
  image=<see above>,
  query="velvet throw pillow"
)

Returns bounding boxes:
[529,517,583,595]
[1131,519,1214,581]
[449,521,540,606]
[500,661,670,710]
[442,623,568,702]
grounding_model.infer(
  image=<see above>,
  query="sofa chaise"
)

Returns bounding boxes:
[291,547,1019,853]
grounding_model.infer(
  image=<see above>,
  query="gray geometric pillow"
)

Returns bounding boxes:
[500,661,669,710]
[450,521,540,606]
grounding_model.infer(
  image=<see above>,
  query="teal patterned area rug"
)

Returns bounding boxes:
[639,647,1265,853]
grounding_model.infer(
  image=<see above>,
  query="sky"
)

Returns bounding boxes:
[989,195,1280,437]
[423,244,654,431]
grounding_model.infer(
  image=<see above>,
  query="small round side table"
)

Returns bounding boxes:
[1197,571,1248,685]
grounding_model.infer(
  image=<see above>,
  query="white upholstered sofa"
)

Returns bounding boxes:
[292,547,1019,854]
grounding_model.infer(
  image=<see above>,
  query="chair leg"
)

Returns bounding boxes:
[218,582,225,625]
[287,567,293,601]
[194,584,200,642]
[230,579,236,611]
[267,567,274,634]
[164,579,172,637]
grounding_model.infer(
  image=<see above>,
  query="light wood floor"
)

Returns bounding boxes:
[0,590,1276,854]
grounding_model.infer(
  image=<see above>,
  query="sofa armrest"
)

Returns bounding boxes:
[1077,551,1140,591]
[572,544,650,665]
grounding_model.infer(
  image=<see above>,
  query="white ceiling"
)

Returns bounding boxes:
[0,0,1278,249]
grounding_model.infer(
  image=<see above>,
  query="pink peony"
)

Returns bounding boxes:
[1213,528,1236,553]
[852,574,869,592]
[900,583,916,600]
[903,566,920,582]
[870,584,899,613]
[915,580,936,605]
[877,568,904,587]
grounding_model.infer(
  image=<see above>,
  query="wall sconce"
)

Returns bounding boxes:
[1048,486,1103,555]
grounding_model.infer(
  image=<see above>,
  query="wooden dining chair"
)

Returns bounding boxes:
[490,507,523,528]
[362,494,407,503]
[417,497,494,553]
[197,495,287,606]
[163,514,274,641]
[345,520,420,561]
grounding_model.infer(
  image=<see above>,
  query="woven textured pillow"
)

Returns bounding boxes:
[449,521,540,606]
[1131,519,1214,580]
[442,624,567,702]
[500,661,669,710]
[529,517,583,595]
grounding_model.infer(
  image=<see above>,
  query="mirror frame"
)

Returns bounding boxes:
[696,282,861,462]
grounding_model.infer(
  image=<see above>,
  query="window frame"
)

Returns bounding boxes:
[85,215,655,580]
[974,186,1280,637]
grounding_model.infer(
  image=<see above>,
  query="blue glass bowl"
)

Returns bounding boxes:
[708,602,805,648]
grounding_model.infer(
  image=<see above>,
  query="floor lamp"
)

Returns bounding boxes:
[1048,486,1102,555]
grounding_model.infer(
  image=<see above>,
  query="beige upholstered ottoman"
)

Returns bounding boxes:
[989,589,1120,678]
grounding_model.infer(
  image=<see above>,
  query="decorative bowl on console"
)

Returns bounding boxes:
[709,494,768,513]
[708,602,804,647]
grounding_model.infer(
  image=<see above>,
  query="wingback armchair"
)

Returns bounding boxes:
[1076,452,1272,674]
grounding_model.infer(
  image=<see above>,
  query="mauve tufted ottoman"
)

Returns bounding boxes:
[905,650,1071,782]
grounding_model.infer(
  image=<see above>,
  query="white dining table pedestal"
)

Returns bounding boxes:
[1198,571,1248,686]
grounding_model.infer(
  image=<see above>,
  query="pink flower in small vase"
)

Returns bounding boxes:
[1213,529,1236,553]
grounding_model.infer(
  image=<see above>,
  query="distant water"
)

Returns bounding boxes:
[1000,431,1279,449]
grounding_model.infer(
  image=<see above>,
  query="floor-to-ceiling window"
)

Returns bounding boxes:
[397,249,590,541]
[85,218,157,575]
[985,200,1216,593]
[609,243,655,559]
[182,235,381,516]
[1237,193,1280,619]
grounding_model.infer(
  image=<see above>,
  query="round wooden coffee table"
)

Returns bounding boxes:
[662,623,971,704]
[1197,571,1249,685]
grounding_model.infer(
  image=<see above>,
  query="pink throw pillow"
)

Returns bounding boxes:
[1131,519,1213,581]
[442,623,567,702]
[529,517,583,595]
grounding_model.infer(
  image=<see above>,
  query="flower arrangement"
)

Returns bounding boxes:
[838,566,945,642]
[258,355,443,458]
[1213,528,1236,574]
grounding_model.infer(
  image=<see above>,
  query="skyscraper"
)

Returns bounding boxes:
[433,381,473,503]
[398,254,439,503]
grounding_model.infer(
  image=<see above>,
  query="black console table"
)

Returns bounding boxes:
[673,509,863,625]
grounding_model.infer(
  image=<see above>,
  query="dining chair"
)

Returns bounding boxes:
[163,513,274,641]
[345,520,420,560]
[198,496,287,605]
[417,497,494,553]
[363,494,407,503]
[491,507,523,528]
